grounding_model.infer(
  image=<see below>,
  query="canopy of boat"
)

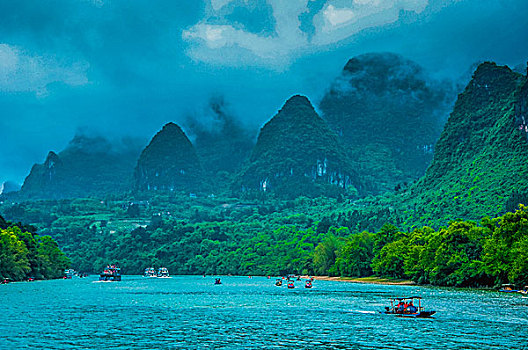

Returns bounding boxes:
[391,296,422,300]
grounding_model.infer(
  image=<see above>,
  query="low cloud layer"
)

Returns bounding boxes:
[0,0,527,186]
[0,43,89,96]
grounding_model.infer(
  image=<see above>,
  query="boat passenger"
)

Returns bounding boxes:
[407,302,417,313]
[403,302,409,313]
[397,301,405,313]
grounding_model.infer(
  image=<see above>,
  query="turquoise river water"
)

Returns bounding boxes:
[1,276,527,349]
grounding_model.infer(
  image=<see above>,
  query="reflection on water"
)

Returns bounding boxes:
[1,276,527,349]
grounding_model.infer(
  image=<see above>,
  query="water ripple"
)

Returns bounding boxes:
[1,276,527,349]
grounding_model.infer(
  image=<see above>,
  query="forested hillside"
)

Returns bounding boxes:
[237,95,359,198]
[135,122,203,192]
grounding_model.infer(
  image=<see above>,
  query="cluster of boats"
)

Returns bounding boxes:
[143,267,170,278]
[98,265,169,281]
[64,269,88,279]
[275,275,313,289]
[273,276,435,317]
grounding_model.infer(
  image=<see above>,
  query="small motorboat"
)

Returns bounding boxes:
[275,279,283,286]
[383,296,435,318]
[499,284,519,293]
[305,280,312,289]
[157,267,170,278]
[287,282,295,289]
[144,267,157,278]
[214,278,222,285]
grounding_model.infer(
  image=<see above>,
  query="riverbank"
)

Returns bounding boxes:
[311,276,416,285]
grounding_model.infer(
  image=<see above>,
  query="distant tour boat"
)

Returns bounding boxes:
[64,269,75,279]
[144,267,157,278]
[99,265,121,281]
[157,267,170,278]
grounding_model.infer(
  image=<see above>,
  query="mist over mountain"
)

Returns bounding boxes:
[18,134,144,199]
[320,52,455,194]
[185,97,255,178]
[1,1,527,187]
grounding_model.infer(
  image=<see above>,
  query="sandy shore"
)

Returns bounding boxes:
[304,276,416,285]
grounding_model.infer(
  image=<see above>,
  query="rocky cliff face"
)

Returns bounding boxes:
[134,122,202,192]
[320,53,454,195]
[514,69,528,142]
[19,135,143,199]
[237,95,360,198]
[20,151,62,196]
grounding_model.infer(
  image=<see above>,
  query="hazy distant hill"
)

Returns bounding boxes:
[237,95,360,198]
[320,53,454,195]
[0,181,21,195]
[19,135,143,199]
[134,122,203,192]
[186,97,254,180]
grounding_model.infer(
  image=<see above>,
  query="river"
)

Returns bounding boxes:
[1,276,527,349]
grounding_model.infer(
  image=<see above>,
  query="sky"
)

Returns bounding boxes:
[1,0,527,186]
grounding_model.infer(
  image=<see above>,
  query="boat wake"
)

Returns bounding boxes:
[350,310,377,314]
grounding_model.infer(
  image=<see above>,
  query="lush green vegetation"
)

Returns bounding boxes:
[0,215,70,281]
[371,205,528,287]
[2,192,527,288]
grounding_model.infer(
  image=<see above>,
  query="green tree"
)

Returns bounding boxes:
[0,227,30,280]
[37,235,70,279]
[313,234,344,276]
[335,231,375,277]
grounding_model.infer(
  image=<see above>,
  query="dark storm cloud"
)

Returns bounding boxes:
[1,0,527,186]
